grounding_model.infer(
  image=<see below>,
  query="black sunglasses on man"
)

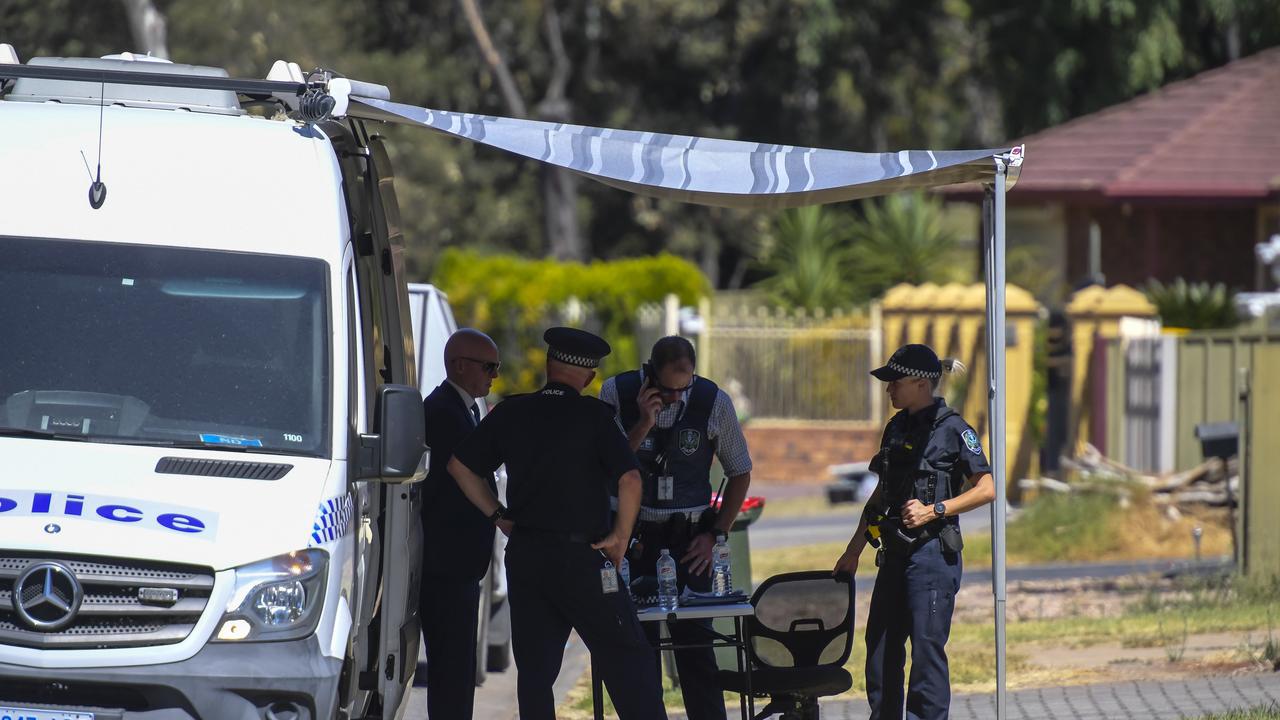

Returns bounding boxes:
[459,356,501,375]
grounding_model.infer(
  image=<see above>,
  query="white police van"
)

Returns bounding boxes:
[0,49,431,719]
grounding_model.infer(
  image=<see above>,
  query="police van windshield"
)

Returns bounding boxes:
[0,236,330,458]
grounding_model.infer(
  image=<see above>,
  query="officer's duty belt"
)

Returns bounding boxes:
[878,518,941,554]
[609,498,711,525]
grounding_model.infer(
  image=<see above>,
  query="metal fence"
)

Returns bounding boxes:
[1116,337,1166,473]
[702,304,879,424]
[1090,329,1280,579]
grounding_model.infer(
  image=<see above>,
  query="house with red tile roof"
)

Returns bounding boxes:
[948,46,1280,303]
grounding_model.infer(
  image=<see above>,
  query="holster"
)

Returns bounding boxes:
[878,517,954,556]
[635,512,706,558]
[939,523,964,554]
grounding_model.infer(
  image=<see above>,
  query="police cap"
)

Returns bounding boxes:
[870,343,941,381]
[544,326,611,368]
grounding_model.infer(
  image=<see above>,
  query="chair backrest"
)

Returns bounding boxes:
[746,571,854,670]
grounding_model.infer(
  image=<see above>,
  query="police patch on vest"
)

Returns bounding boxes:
[679,428,701,456]
[962,429,983,455]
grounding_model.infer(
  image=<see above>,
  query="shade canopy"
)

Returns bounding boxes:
[348,93,1024,719]
[349,96,1020,209]
[348,91,1023,717]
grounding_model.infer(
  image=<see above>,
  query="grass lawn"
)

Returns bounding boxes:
[750,488,1233,580]
[955,589,1279,651]
[1194,705,1280,719]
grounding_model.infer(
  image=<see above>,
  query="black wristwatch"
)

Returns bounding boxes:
[932,502,947,518]
[488,505,507,524]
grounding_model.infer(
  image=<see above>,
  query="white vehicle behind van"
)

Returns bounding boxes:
[406,285,511,684]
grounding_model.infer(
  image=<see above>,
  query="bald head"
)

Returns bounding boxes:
[445,328,499,399]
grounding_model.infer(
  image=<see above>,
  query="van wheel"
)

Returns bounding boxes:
[486,640,511,673]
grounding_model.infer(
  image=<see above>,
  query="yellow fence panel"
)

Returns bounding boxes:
[881,282,1041,485]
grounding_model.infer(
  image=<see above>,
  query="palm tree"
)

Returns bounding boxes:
[846,191,962,302]
[754,205,856,310]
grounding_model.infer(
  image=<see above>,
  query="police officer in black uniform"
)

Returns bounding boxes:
[834,344,996,720]
[600,336,753,720]
[448,327,667,720]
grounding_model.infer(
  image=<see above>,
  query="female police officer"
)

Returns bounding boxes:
[834,344,996,720]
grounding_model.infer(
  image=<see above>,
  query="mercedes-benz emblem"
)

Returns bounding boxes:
[12,562,83,632]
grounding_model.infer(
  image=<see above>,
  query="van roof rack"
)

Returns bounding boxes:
[0,63,314,98]
[0,61,391,121]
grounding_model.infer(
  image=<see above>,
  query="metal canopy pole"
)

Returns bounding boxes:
[983,157,1009,719]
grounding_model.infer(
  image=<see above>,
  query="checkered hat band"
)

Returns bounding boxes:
[889,360,940,379]
[549,348,600,368]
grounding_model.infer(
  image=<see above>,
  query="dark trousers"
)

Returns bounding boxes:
[419,574,482,720]
[634,525,728,720]
[865,538,963,720]
[505,530,667,720]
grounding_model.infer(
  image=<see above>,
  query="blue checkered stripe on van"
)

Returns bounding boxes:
[311,494,354,546]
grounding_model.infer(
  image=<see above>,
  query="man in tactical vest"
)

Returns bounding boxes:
[600,336,753,720]
[834,344,996,720]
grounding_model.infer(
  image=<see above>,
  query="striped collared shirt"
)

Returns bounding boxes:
[599,374,753,478]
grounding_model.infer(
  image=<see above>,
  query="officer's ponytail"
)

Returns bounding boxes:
[931,358,965,391]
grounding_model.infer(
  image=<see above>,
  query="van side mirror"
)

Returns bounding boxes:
[358,384,427,482]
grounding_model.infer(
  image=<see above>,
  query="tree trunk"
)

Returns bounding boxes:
[535,3,584,259]
[699,234,720,288]
[458,0,584,260]
[121,0,170,59]
[458,0,527,117]
[542,165,583,260]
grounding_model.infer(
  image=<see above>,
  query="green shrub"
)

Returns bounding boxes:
[1144,278,1241,330]
[433,250,710,395]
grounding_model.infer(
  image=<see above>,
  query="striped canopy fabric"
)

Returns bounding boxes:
[348,96,1021,209]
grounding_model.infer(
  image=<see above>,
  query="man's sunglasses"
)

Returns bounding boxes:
[460,357,501,375]
[652,377,695,393]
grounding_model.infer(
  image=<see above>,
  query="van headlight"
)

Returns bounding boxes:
[213,549,327,642]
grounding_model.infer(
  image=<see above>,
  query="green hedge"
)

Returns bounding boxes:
[433,250,710,395]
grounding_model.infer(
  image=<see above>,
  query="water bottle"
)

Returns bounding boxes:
[657,548,678,611]
[712,536,733,596]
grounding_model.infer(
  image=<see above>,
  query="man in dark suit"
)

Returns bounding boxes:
[420,328,501,720]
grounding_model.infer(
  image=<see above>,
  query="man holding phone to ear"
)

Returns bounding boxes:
[599,335,753,720]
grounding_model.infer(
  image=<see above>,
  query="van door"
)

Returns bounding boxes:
[365,135,423,720]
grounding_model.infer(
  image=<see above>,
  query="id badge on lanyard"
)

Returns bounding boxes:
[600,561,619,594]
[657,475,675,501]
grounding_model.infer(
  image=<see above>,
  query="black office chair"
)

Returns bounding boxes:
[717,571,855,720]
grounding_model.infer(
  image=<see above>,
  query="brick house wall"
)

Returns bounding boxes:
[742,424,881,485]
